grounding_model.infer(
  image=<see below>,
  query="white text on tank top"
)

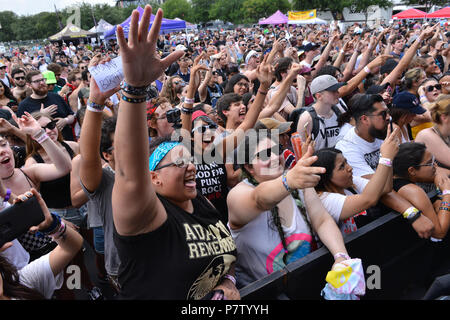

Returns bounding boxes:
[314,112,340,150]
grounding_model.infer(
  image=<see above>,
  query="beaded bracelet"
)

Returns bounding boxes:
[4,188,11,203]
[439,206,450,212]
[441,201,450,207]
[87,100,105,113]
[121,94,147,104]
[120,81,150,97]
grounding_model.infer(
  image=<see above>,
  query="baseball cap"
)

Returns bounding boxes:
[380,59,397,75]
[254,118,292,134]
[299,66,314,74]
[310,75,346,95]
[0,62,6,68]
[366,83,390,94]
[245,50,259,64]
[42,70,57,85]
[392,91,426,114]
[175,44,187,51]
[303,43,320,52]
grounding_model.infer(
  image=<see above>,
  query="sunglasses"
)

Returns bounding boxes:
[191,124,218,133]
[41,120,57,130]
[415,156,435,167]
[154,156,194,170]
[236,82,249,88]
[426,84,441,92]
[0,66,6,70]
[253,145,282,161]
[367,109,389,120]
[14,76,25,81]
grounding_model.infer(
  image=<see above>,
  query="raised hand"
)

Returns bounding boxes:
[40,103,58,118]
[380,126,399,160]
[16,112,42,136]
[368,54,394,69]
[285,143,325,190]
[116,5,184,87]
[255,54,275,88]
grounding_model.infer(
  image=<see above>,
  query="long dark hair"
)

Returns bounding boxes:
[238,133,313,266]
[0,80,18,104]
[312,148,342,192]
[224,74,249,94]
[0,255,45,300]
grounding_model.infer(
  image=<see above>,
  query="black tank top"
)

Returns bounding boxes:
[32,141,75,208]
[393,178,440,203]
[113,192,237,300]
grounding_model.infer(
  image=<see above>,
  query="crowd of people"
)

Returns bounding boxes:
[0,5,449,300]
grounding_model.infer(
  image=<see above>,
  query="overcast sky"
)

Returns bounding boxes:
[0,0,117,16]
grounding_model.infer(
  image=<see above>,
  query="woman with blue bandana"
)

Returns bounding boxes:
[112,6,239,300]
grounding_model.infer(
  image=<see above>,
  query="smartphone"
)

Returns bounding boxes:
[0,196,45,247]
[389,118,393,133]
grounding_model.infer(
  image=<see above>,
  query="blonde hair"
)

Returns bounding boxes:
[430,95,450,124]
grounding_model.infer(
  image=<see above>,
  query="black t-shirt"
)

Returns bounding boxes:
[195,161,229,224]
[113,192,237,300]
[17,93,75,141]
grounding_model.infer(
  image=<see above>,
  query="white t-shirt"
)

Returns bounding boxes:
[18,253,64,299]
[319,176,369,235]
[335,127,383,177]
[306,107,341,151]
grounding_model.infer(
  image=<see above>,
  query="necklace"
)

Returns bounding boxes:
[1,169,14,180]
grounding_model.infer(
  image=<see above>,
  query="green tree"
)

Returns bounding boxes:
[404,0,448,13]
[350,0,393,23]
[209,0,244,24]
[0,11,19,42]
[242,0,291,24]
[191,0,214,23]
[291,0,353,21]
[161,0,193,21]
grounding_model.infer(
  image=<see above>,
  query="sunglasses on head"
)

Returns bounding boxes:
[427,84,441,92]
[41,120,57,130]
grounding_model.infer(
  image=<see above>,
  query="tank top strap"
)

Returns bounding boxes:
[19,168,35,188]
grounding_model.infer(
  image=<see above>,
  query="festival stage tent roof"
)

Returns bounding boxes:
[258,10,288,25]
[392,8,427,19]
[104,6,186,40]
[427,7,450,18]
[48,23,97,41]
[288,17,327,25]
[89,19,114,34]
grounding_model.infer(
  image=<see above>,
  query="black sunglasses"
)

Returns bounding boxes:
[427,84,441,92]
[367,109,389,120]
[41,120,57,130]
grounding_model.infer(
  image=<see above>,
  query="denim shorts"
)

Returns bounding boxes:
[92,226,105,255]
[51,207,86,228]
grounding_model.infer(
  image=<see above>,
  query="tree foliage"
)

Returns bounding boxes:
[161,0,193,21]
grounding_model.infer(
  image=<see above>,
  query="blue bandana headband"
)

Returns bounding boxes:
[149,141,181,171]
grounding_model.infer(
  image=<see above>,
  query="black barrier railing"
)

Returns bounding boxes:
[240,190,449,300]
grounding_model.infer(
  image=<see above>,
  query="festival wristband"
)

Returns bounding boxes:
[32,129,49,144]
[223,274,236,286]
[379,157,392,167]
[333,252,351,261]
[439,207,450,212]
[40,213,61,235]
[441,201,450,207]
[184,97,195,105]
[87,100,105,112]
[120,81,150,97]
[49,219,67,240]
[402,207,421,219]
[442,190,450,196]
[181,107,194,114]
[282,171,292,193]
[364,66,371,74]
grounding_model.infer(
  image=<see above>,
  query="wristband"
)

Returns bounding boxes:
[3,188,11,203]
[430,237,443,243]
[223,274,236,286]
[87,100,105,112]
[184,97,195,105]
[32,129,50,144]
[120,81,150,97]
[121,94,147,104]
[442,190,450,196]
[441,201,450,207]
[258,90,268,95]
[49,219,67,240]
[340,49,344,54]
[439,206,450,212]
[181,107,194,114]
[378,157,392,167]
[407,211,422,224]
[333,252,351,261]
[402,207,421,220]
[282,171,292,193]
[364,66,371,74]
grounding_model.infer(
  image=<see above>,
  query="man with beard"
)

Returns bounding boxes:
[17,70,75,141]
[11,68,32,103]
[335,94,434,238]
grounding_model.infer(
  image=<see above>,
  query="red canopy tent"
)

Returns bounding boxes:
[392,8,427,19]
[427,7,450,18]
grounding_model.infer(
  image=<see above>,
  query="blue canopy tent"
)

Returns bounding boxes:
[104,6,186,40]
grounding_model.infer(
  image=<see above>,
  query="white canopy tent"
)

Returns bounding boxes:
[288,17,328,25]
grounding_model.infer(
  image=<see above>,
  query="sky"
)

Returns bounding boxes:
[0,0,117,16]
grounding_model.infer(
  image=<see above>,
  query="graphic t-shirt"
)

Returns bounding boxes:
[312,111,341,151]
[229,181,313,288]
[335,127,383,177]
[319,176,369,235]
[113,193,237,300]
[195,161,229,224]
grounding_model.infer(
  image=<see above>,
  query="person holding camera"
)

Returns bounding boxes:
[0,188,84,299]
